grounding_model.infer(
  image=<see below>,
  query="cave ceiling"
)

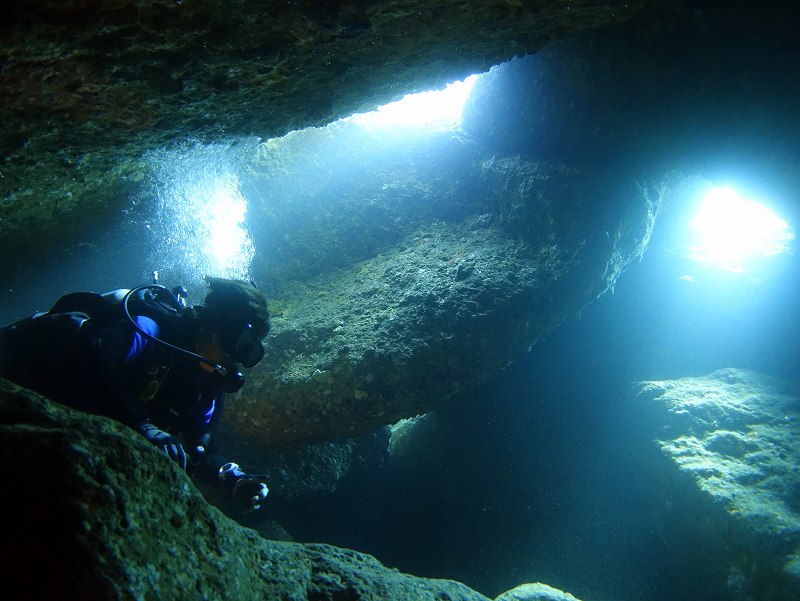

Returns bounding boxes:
[0,0,643,267]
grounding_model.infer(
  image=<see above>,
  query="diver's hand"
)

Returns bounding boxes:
[219,462,269,511]
[136,422,188,470]
[233,477,269,512]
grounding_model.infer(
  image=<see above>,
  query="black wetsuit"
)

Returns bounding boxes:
[0,293,229,487]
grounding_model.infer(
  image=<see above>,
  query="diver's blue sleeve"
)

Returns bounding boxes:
[124,315,158,363]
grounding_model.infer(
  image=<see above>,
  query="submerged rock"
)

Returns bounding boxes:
[1,376,592,600]
[0,0,658,456]
[495,583,583,601]
[0,0,642,261]
[636,368,800,600]
[0,377,495,600]
[214,124,660,448]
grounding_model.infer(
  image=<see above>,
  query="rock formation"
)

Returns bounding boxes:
[0,0,657,452]
[224,125,658,446]
[495,583,582,601]
[4,0,798,598]
[0,376,584,601]
[636,368,800,601]
[0,0,641,260]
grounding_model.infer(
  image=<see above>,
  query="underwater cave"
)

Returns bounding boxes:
[2,1,800,600]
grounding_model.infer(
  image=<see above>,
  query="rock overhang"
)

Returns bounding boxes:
[0,0,644,260]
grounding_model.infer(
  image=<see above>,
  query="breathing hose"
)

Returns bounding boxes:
[121,285,227,375]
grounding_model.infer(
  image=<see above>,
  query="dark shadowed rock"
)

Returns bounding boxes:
[0,376,498,600]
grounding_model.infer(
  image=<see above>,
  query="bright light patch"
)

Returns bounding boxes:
[202,181,252,273]
[349,74,478,130]
[145,143,256,283]
[688,187,794,272]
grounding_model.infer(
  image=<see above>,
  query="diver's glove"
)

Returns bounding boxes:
[136,422,188,470]
[218,462,269,512]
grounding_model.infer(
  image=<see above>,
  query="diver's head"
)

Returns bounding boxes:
[197,277,270,368]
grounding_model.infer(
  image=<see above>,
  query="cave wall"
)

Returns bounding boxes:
[0,0,658,451]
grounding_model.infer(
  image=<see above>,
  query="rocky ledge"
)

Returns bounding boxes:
[0,0,641,260]
[221,125,659,447]
[0,377,586,601]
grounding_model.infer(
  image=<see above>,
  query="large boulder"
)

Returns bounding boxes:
[218,126,659,446]
[495,583,582,601]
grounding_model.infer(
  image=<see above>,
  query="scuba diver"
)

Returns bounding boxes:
[0,274,271,512]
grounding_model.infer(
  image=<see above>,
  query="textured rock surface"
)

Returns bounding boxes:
[494,583,582,601]
[636,368,800,600]
[0,0,641,260]
[219,125,658,446]
[0,376,499,601]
